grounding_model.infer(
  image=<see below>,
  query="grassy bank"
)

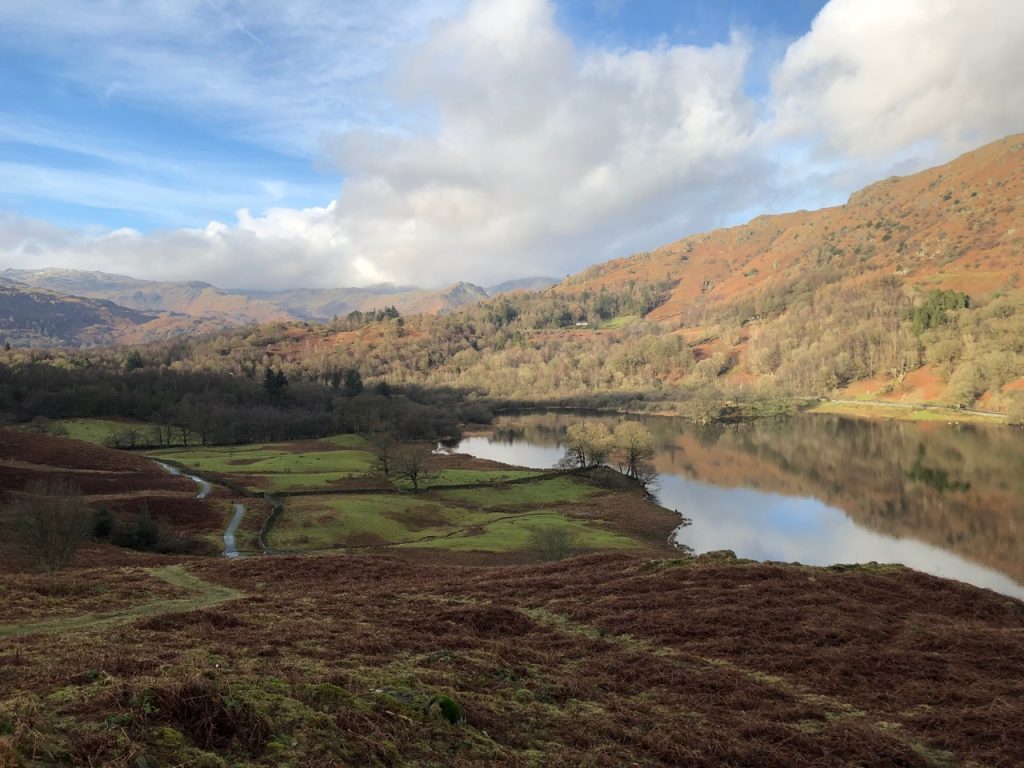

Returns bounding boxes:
[809,400,1006,424]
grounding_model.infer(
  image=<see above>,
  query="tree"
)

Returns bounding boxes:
[908,289,970,334]
[370,432,397,477]
[392,445,436,492]
[559,422,614,469]
[613,421,656,480]
[343,369,364,397]
[9,480,89,572]
[942,362,982,408]
[263,367,289,403]
[123,349,144,371]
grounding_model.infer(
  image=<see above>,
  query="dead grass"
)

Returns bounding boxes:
[1,553,1020,766]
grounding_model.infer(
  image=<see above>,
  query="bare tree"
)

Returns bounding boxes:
[370,432,397,477]
[9,480,89,572]
[392,445,436,493]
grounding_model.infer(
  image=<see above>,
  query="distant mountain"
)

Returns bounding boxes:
[241,281,489,320]
[0,267,500,347]
[3,268,297,325]
[3,267,498,327]
[487,277,558,295]
[0,279,234,348]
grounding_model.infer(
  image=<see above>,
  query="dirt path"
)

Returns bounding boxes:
[155,459,244,557]
[0,565,242,638]
[153,460,212,498]
[822,398,1005,418]
[223,502,245,558]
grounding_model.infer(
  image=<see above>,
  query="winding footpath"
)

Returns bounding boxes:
[222,503,246,558]
[153,460,212,498]
[0,566,241,638]
[153,460,243,558]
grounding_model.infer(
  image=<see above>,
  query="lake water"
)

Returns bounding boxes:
[456,412,1024,599]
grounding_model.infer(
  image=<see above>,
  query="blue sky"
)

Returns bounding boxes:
[0,0,1021,289]
[0,0,824,232]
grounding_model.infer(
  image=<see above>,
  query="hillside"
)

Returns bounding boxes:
[0,280,231,348]
[258,133,1020,412]
[4,135,1024,410]
[0,269,498,345]
[562,135,1024,319]
[487,276,559,294]
[1,549,1021,767]
[4,269,301,325]
[246,280,489,319]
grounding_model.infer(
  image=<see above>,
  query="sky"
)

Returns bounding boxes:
[1,0,1022,290]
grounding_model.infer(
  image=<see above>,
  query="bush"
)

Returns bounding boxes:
[527,527,574,562]
[92,508,114,539]
[7,479,88,572]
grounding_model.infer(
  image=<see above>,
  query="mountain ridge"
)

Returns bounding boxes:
[0,270,538,345]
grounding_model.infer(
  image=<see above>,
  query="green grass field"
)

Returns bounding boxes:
[149,441,377,491]
[147,435,646,557]
[269,495,505,549]
[55,417,147,445]
[602,314,641,330]
[269,474,634,554]
[55,417,202,446]
[427,468,543,487]
[435,476,598,507]
[396,512,639,552]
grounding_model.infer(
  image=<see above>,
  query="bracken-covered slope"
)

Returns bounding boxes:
[1,551,1022,767]
[562,134,1024,321]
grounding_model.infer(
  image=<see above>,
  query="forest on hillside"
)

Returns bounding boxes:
[3,268,1024,444]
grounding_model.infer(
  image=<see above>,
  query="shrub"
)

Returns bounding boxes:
[92,508,113,540]
[8,479,88,572]
[527,527,574,562]
[425,695,464,725]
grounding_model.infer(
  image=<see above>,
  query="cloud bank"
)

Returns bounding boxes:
[2,0,1023,289]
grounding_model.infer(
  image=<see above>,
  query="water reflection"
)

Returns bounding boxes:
[457,413,1024,599]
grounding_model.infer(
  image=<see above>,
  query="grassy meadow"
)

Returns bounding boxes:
[148,438,378,493]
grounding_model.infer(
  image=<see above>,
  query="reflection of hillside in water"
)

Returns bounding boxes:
[489,413,1024,585]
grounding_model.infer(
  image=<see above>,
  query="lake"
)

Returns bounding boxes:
[456,412,1024,599]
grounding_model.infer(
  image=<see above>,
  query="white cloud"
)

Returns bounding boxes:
[772,0,1024,158]
[317,0,764,286]
[2,0,1023,291]
[0,205,352,290]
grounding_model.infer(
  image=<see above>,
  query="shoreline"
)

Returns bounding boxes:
[488,397,1010,426]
